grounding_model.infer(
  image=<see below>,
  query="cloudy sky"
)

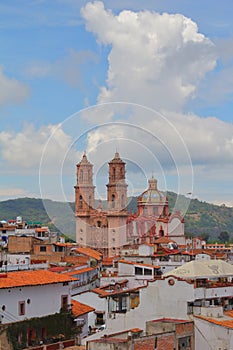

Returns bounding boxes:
[1,0,233,208]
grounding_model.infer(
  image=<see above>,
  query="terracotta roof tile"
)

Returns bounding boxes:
[131,328,142,333]
[66,267,95,275]
[195,315,233,329]
[92,284,141,298]
[53,242,73,247]
[155,237,176,244]
[90,338,128,344]
[224,310,233,318]
[71,299,95,316]
[75,247,102,261]
[118,259,160,269]
[0,270,77,289]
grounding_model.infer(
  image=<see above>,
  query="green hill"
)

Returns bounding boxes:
[0,198,76,240]
[0,194,233,241]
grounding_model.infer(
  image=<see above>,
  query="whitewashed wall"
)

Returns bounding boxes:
[0,282,71,324]
[195,317,233,350]
[73,292,106,328]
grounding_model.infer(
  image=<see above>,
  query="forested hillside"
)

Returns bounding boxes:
[0,194,233,241]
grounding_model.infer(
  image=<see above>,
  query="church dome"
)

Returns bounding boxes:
[139,176,167,204]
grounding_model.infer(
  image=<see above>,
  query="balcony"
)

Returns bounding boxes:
[194,281,233,300]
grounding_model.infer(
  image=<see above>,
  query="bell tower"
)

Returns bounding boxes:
[75,153,95,245]
[107,151,127,212]
[106,152,128,256]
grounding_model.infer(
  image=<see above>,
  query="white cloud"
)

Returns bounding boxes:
[0,123,79,170]
[79,2,233,205]
[0,66,29,105]
[81,1,216,113]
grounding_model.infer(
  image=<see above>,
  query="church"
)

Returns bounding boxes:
[75,152,185,257]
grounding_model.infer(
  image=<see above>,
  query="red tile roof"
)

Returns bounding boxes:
[66,267,95,276]
[71,299,95,316]
[92,284,142,298]
[49,266,68,272]
[118,259,160,269]
[131,328,143,333]
[154,237,176,244]
[75,247,102,261]
[90,338,128,344]
[225,310,233,318]
[195,315,233,329]
[53,242,73,247]
[102,257,114,266]
[0,270,77,289]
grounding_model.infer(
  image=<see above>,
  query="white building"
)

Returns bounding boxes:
[80,259,233,347]
[0,270,78,349]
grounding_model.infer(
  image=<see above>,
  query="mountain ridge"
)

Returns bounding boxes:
[0,194,232,241]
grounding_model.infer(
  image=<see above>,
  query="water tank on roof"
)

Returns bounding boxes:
[16,216,22,224]
[167,242,178,250]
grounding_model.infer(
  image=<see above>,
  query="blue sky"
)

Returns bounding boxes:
[0,0,233,210]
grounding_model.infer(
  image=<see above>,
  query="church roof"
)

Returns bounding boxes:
[109,151,125,163]
[139,176,167,205]
[78,152,91,165]
[163,259,233,279]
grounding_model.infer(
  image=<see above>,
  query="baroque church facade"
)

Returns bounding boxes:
[75,152,185,257]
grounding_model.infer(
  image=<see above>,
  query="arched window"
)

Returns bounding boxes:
[112,194,115,208]
[120,167,123,178]
[80,170,83,181]
[121,194,124,208]
[143,207,148,216]
[89,195,92,207]
[79,195,83,209]
[97,221,101,228]
[112,168,116,181]
[153,207,158,215]
[159,227,164,237]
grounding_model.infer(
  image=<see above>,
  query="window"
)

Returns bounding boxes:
[95,311,104,325]
[153,207,158,215]
[135,267,143,275]
[144,268,152,276]
[178,336,191,349]
[40,246,46,252]
[19,301,25,316]
[97,221,101,228]
[120,167,123,178]
[61,295,68,309]
[41,327,47,339]
[79,195,83,209]
[121,194,124,208]
[80,169,83,181]
[112,194,115,208]
[112,168,116,181]
[28,328,36,346]
[159,228,164,237]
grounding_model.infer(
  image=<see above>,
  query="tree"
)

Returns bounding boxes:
[201,232,210,243]
[218,231,230,243]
